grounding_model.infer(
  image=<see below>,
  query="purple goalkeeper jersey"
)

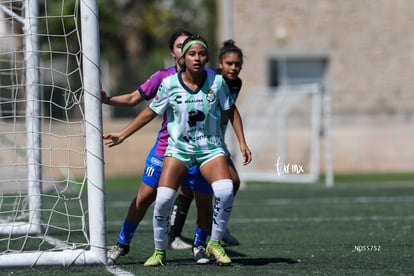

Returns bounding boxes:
[137,65,178,157]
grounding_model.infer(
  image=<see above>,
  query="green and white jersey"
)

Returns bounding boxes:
[150,70,234,156]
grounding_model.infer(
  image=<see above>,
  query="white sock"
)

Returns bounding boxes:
[153,186,176,250]
[210,179,234,242]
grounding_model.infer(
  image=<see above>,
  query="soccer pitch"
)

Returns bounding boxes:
[3,173,414,275]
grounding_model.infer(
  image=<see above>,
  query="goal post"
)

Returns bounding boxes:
[227,83,334,187]
[80,0,106,265]
[0,0,106,267]
[25,0,42,237]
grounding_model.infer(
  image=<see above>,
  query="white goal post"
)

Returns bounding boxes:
[0,0,106,267]
[227,84,334,187]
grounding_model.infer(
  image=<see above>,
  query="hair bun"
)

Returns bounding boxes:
[223,39,236,48]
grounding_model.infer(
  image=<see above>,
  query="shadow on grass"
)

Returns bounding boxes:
[114,256,299,267]
[232,257,300,265]
[224,248,300,266]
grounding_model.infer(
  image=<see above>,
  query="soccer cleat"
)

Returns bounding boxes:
[168,236,193,250]
[222,228,240,246]
[193,246,210,264]
[206,240,232,266]
[144,249,167,266]
[107,243,129,265]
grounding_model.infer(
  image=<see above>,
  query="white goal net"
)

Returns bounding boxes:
[0,0,105,267]
[227,84,333,187]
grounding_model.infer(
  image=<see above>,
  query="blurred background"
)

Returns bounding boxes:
[85,0,414,178]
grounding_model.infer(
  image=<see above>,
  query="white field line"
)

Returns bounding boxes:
[42,235,76,249]
[230,215,414,224]
[107,214,414,228]
[109,195,414,208]
[263,195,414,205]
[106,265,135,276]
[106,195,414,226]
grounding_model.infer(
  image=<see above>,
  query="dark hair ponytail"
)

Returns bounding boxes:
[218,39,244,64]
[169,28,194,51]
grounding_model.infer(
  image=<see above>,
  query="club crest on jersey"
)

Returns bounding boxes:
[207,89,215,102]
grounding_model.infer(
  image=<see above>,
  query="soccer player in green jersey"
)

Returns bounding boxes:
[103,35,252,266]
[169,39,245,249]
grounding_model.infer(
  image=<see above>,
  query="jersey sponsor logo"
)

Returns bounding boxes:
[150,157,163,166]
[146,165,155,177]
[185,98,203,104]
[207,89,215,102]
[188,110,205,127]
[183,134,223,145]
[175,95,182,104]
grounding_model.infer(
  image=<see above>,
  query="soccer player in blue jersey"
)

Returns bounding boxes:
[103,35,252,266]
[169,39,245,248]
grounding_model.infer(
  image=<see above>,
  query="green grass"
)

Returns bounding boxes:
[2,173,414,275]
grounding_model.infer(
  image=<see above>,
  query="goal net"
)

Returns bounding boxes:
[227,84,333,187]
[0,0,105,267]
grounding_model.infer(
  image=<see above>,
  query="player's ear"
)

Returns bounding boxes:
[169,49,175,59]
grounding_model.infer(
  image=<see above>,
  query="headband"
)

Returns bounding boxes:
[182,40,208,55]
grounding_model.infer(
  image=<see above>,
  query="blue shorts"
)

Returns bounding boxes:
[141,146,164,189]
[182,165,213,194]
[142,145,212,194]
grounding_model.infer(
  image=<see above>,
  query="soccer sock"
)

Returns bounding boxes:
[153,186,176,250]
[117,219,138,246]
[169,194,193,241]
[210,179,234,242]
[193,226,210,248]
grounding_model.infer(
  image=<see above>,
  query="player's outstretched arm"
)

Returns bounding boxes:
[226,105,252,165]
[101,88,144,107]
[103,106,157,147]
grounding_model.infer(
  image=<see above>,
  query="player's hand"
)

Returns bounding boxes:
[101,88,110,104]
[240,144,252,165]
[103,132,124,147]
